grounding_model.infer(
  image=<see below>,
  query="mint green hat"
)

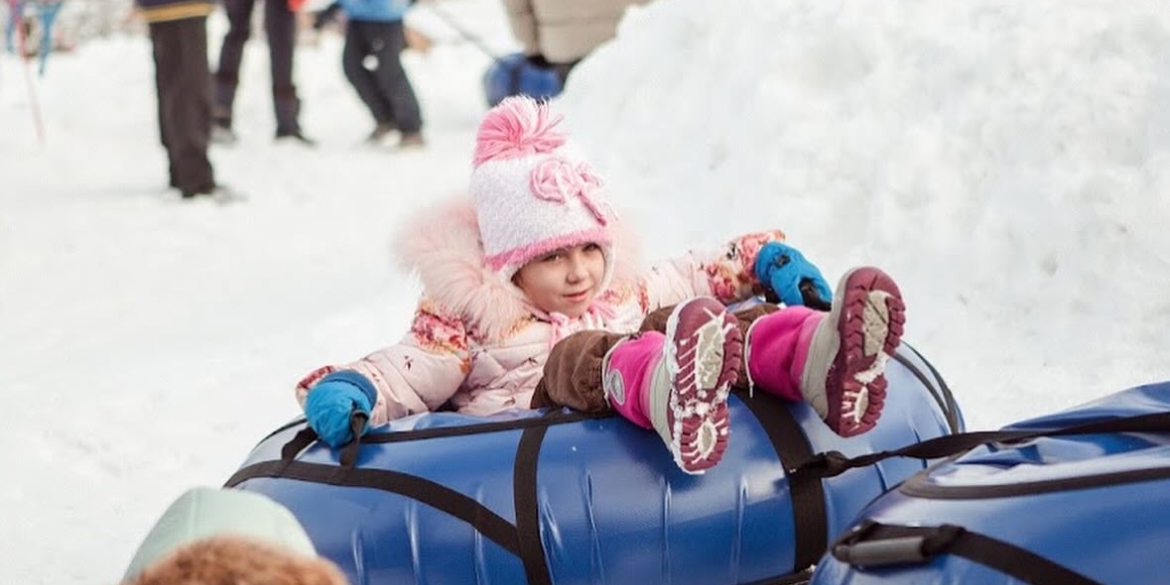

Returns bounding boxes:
[122,487,317,582]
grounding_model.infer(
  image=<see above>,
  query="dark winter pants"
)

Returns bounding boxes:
[342,20,422,133]
[148,17,215,196]
[552,60,578,87]
[531,303,780,412]
[214,0,300,134]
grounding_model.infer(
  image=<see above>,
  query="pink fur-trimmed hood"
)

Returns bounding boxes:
[393,197,642,342]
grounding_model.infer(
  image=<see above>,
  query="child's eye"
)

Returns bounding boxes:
[584,243,602,252]
[541,252,563,262]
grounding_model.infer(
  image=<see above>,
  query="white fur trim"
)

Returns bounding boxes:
[394,197,643,343]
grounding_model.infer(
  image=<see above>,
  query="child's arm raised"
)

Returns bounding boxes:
[639,230,788,310]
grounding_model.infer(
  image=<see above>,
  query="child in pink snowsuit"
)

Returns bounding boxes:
[297,96,906,474]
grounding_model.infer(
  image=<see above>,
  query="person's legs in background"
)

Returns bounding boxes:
[149,17,216,198]
[150,35,175,188]
[552,59,578,88]
[211,0,254,143]
[342,20,398,143]
[265,0,309,142]
[368,20,423,147]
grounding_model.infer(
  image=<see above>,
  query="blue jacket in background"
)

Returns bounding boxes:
[339,0,408,22]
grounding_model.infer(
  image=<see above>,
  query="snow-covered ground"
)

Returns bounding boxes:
[2,0,1168,583]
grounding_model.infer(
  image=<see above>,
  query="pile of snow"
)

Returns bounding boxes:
[560,0,1170,426]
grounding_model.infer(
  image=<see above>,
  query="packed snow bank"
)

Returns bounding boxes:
[558,0,1170,427]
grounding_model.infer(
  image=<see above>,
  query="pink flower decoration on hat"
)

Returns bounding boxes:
[529,157,611,225]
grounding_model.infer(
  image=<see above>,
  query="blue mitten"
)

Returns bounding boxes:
[753,242,833,308]
[303,371,378,448]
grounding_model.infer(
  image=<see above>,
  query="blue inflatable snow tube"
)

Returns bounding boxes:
[483,53,562,108]
[227,346,961,585]
[811,381,1170,585]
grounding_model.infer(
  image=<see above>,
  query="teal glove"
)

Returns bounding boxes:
[303,371,377,447]
[754,242,832,309]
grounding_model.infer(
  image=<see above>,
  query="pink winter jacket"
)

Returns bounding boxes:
[295,199,785,426]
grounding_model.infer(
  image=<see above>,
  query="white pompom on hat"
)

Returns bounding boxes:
[470,96,616,283]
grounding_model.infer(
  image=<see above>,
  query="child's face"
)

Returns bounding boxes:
[514,243,606,318]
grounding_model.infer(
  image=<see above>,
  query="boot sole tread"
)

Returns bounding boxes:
[665,298,742,474]
[826,268,905,437]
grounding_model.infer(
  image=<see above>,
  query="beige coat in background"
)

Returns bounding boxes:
[502,0,654,64]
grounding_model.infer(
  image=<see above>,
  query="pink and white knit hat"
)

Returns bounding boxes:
[470,96,616,282]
